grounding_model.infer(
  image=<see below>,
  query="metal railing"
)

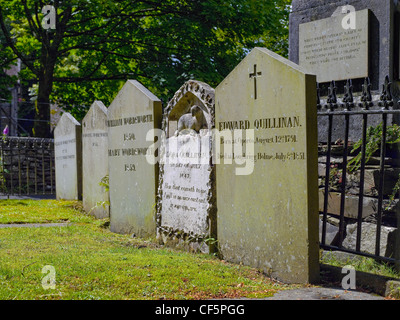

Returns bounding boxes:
[318,76,400,264]
[0,137,55,196]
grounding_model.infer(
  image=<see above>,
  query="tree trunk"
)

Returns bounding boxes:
[34,55,55,138]
[34,77,52,138]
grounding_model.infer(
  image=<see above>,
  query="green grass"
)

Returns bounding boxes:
[321,250,400,279]
[0,199,296,300]
[0,199,93,224]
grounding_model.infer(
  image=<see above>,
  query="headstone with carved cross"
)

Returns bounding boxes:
[215,47,320,284]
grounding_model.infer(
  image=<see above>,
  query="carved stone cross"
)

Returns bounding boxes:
[249,64,262,100]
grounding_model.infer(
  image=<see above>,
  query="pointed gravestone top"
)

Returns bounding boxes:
[83,101,108,129]
[54,112,80,133]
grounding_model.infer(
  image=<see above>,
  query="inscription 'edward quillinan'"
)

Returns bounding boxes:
[218,116,301,131]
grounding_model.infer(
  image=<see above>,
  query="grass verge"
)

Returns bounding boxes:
[0,199,92,224]
[0,199,296,300]
[321,250,400,279]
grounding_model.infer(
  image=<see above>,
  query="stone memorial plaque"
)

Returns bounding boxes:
[54,112,82,200]
[299,9,370,82]
[215,47,320,283]
[107,80,162,237]
[82,101,109,219]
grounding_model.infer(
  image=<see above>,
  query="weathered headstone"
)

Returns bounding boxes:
[215,47,320,284]
[107,80,162,236]
[82,101,109,218]
[54,112,82,200]
[157,80,216,253]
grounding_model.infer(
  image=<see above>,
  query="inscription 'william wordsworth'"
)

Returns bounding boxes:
[219,116,301,131]
[106,114,153,127]
[107,113,154,174]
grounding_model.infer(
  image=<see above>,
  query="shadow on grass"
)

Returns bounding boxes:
[0,200,29,206]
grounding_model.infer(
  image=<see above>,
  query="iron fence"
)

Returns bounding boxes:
[0,136,55,197]
[318,76,400,264]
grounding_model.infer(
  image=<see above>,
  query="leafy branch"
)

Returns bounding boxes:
[347,123,400,209]
[347,123,400,172]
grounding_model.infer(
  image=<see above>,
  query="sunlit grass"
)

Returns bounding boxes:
[0,199,92,224]
[321,250,400,279]
[0,200,295,300]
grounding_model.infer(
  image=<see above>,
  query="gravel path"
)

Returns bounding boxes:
[265,287,385,300]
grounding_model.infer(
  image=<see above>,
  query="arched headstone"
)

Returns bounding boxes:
[157,80,217,253]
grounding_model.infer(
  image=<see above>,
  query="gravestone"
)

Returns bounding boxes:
[82,101,109,219]
[107,80,162,236]
[157,80,216,253]
[215,47,320,284]
[289,0,400,142]
[54,112,82,200]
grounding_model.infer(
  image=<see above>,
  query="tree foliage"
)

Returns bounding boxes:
[0,0,291,136]
[0,21,16,101]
